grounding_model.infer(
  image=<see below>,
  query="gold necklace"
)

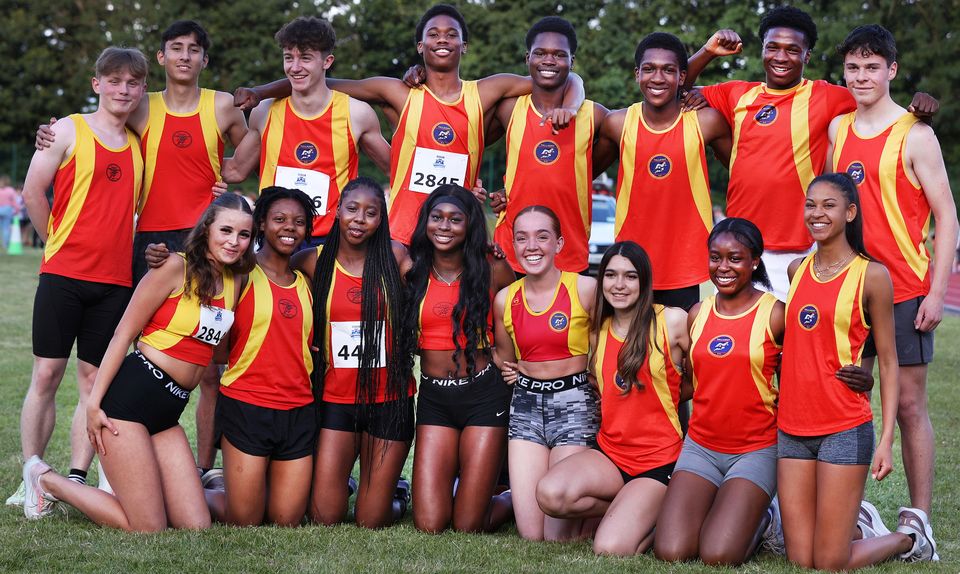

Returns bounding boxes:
[813,251,855,279]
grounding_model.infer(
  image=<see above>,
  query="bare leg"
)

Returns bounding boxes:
[153,425,211,529]
[354,433,410,529]
[778,458,817,568]
[218,437,269,526]
[544,444,598,541]
[266,455,313,526]
[69,360,98,472]
[454,425,507,533]
[653,471,717,562]
[592,478,668,556]
[194,364,221,469]
[20,357,68,459]
[699,478,771,565]
[898,364,934,515]
[309,429,358,525]
[508,439,550,541]
[412,424,459,533]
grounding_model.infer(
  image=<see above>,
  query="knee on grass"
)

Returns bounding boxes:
[653,536,698,563]
[593,534,643,557]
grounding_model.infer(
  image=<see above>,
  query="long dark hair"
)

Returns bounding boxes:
[252,186,316,250]
[808,173,872,260]
[708,217,772,290]
[592,241,657,393]
[405,185,491,376]
[182,193,255,304]
[311,177,411,421]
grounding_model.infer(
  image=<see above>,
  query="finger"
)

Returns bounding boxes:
[94,430,106,456]
[103,417,119,436]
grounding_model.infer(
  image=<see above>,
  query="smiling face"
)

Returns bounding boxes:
[527,31,572,91]
[761,27,810,89]
[418,15,465,71]
[843,50,896,107]
[207,208,254,266]
[92,70,145,117]
[337,185,383,247]
[426,201,467,253]
[512,210,562,275]
[157,33,207,84]
[602,254,641,312]
[283,46,333,93]
[635,48,684,106]
[261,198,307,255]
[804,181,855,243]
[708,232,759,296]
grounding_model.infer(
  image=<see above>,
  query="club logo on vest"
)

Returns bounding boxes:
[798,304,819,330]
[347,286,363,304]
[708,335,735,357]
[614,372,628,391]
[172,130,193,148]
[754,105,778,125]
[432,122,455,146]
[648,154,671,178]
[549,311,569,332]
[534,141,560,165]
[105,164,122,182]
[295,141,319,165]
[845,161,866,185]
[278,298,298,318]
[433,302,453,317]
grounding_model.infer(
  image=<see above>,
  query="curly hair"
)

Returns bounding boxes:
[634,32,688,72]
[311,177,412,427]
[526,17,577,54]
[592,241,658,393]
[252,186,316,250]
[275,16,336,55]
[405,185,492,377]
[416,4,468,43]
[758,6,817,50]
[837,24,897,65]
[182,193,256,304]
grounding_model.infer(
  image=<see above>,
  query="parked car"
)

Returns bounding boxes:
[588,194,616,272]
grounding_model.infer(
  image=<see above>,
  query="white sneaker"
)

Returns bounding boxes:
[761,495,785,556]
[5,481,25,507]
[23,455,58,519]
[200,468,225,491]
[857,499,891,539]
[896,507,938,562]
[97,459,113,495]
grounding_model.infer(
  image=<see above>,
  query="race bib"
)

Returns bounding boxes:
[193,305,234,346]
[330,320,386,368]
[275,166,331,215]
[408,148,469,194]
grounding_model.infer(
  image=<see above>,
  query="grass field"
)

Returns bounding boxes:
[0,248,956,573]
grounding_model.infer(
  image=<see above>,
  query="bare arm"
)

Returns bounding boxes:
[214,90,248,148]
[23,117,76,242]
[350,98,391,176]
[684,29,743,90]
[663,306,691,401]
[221,99,270,183]
[593,108,627,175]
[234,78,291,111]
[492,287,517,372]
[697,107,732,167]
[824,115,844,173]
[862,262,899,481]
[906,123,959,332]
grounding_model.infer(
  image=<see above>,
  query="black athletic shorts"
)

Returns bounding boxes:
[215,393,318,460]
[32,273,132,365]
[416,362,512,429]
[100,351,191,435]
[862,296,934,366]
[132,229,190,286]
[653,284,700,312]
[596,442,676,486]
[320,397,415,442]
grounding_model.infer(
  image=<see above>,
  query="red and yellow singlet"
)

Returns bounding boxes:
[220,265,314,410]
[41,114,142,287]
[702,79,855,251]
[688,293,780,453]
[832,112,930,303]
[594,310,683,475]
[615,103,712,290]
[140,255,237,366]
[388,82,484,244]
[495,96,595,273]
[502,272,589,362]
[779,255,872,435]
[418,275,492,351]
[138,89,223,232]
[260,92,358,237]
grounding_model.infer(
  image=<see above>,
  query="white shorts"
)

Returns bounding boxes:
[761,248,813,302]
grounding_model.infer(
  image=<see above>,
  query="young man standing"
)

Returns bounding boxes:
[35,21,249,480]
[829,25,958,562]
[685,7,936,299]
[491,17,606,274]
[222,16,390,245]
[596,32,731,311]
[19,47,147,505]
